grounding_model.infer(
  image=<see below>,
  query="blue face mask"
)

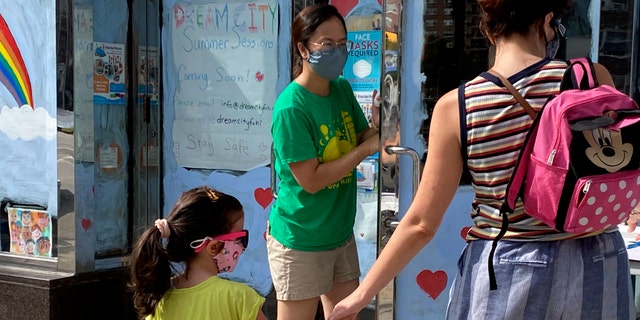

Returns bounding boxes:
[546,20,566,59]
[307,45,348,81]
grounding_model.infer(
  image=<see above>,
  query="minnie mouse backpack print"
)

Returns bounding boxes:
[501,57,640,234]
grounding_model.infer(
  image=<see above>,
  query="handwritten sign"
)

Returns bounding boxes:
[168,1,278,170]
[74,6,95,162]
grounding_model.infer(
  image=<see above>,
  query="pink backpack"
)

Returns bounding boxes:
[501,57,640,232]
[487,57,640,289]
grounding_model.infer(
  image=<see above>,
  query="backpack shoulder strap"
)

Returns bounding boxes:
[487,70,536,120]
[458,83,469,172]
[561,57,598,91]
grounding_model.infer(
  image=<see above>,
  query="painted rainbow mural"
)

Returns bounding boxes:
[0,13,33,108]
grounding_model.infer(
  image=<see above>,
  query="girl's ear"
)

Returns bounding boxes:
[205,240,224,256]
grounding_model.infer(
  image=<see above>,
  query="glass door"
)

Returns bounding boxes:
[130,0,162,239]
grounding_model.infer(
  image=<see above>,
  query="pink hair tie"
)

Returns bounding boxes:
[154,219,170,238]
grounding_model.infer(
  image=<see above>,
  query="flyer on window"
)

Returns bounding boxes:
[8,208,53,257]
[93,42,126,105]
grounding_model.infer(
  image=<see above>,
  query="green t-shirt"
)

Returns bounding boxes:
[270,76,369,251]
[145,276,264,320]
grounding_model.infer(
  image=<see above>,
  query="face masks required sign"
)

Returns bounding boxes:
[166,0,278,170]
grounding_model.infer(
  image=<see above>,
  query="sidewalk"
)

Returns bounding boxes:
[57,108,74,133]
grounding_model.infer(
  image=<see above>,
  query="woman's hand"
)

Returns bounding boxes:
[627,206,640,241]
[371,89,382,129]
[326,290,369,320]
[361,133,380,157]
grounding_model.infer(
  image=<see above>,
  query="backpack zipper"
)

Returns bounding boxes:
[582,180,591,194]
[547,150,557,164]
[576,179,592,203]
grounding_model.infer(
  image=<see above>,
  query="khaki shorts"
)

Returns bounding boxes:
[266,232,360,301]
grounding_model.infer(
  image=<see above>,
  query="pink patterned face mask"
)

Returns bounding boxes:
[212,239,245,273]
[190,230,249,273]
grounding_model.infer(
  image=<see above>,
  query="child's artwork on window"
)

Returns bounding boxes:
[8,208,52,257]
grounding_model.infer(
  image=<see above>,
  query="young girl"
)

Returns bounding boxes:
[129,186,267,320]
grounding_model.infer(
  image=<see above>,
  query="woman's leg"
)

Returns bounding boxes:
[320,278,359,318]
[276,298,320,320]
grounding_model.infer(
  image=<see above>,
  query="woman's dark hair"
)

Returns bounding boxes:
[129,186,243,318]
[291,4,347,78]
[477,0,570,40]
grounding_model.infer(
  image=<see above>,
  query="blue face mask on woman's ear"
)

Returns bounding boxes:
[307,46,348,81]
[546,20,566,59]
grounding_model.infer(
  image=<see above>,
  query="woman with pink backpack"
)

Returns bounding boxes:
[329,1,636,319]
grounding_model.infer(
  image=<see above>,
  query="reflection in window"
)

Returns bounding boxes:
[419,0,638,184]
[598,0,635,94]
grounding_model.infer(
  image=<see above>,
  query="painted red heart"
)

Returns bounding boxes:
[81,218,91,232]
[254,187,272,209]
[255,71,264,82]
[416,269,448,300]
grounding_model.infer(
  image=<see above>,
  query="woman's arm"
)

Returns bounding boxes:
[328,88,463,319]
[358,127,379,143]
[289,134,378,194]
[594,62,614,87]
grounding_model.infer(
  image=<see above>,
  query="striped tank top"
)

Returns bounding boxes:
[460,58,604,241]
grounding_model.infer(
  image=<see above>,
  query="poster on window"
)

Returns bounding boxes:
[8,208,53,257]
[138,46,159,106]
[344,30,382,94]
[93,42,126,105]
[332,1,383,130]
[167,1,278,170]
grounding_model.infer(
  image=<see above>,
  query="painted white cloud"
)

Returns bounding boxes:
[0,105,57,141]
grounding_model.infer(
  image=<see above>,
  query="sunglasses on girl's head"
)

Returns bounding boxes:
[190,229,249,253]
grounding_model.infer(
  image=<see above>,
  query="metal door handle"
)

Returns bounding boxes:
[382,146,421,230]
[384,145,420,198]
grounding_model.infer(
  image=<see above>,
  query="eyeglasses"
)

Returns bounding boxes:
[190,229,249,253]
[308,40,351,55]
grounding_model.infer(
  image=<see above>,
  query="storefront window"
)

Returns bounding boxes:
[0,0,60,267]
[0,0,162,273]
[598,0,636,95]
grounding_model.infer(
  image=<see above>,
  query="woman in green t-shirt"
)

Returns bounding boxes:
[268,4,379,320]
